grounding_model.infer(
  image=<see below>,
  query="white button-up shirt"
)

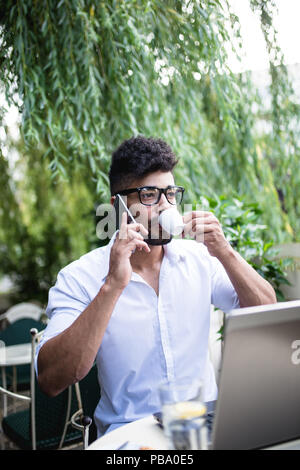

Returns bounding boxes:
[36,233,239,437]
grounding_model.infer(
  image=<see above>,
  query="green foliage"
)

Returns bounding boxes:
[0,0,299,303]
[1,0,299,241]
[1,0,239,180]
[0,144,97,304]
[249,0,300,241]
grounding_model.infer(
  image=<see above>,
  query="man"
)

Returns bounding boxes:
[36,136,276,438]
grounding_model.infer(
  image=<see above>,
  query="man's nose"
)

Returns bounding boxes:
[158,192,171,211]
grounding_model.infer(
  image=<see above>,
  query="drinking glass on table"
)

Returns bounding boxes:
[158,378,208,450]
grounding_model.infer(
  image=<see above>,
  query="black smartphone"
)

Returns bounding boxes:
[113,194,136,230]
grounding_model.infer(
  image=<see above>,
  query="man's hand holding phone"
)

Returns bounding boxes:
[106,212,150,291]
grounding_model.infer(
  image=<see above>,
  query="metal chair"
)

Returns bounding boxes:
[0,328,82,449]
[71,362,100,449]
[0,319,46,392]
[0,303,46,392]
[2,302,44,324]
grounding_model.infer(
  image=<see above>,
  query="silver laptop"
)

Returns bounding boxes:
[211,300,300,450]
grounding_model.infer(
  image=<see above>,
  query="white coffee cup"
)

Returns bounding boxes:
[159,208,185,236]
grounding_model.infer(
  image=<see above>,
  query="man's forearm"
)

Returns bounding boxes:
[217,246,277,308]
[37,279,123,397]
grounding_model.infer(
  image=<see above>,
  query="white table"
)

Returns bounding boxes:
[87,416,169,450]
[0,343,32,416]
[87,415,300,451]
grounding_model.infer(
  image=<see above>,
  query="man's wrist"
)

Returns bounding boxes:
[94,280,124,311]
[101,276,125,296]
[215,242,236,265]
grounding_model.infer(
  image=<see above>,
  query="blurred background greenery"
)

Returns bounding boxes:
[0,0,299,306]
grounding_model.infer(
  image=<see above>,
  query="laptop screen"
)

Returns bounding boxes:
[211,301,300,450]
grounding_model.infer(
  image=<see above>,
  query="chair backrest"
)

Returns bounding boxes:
[4,303,43,324]
[0,319,46,391]
[30,329,80,449]
[0,318,46,346]
[78,363,101,444]
[31,380,79,449]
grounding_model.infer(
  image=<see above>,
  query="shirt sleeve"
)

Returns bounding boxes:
[210,256,240,313]
[35,269,89,375]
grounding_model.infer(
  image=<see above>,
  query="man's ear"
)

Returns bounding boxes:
[110,195,116,206]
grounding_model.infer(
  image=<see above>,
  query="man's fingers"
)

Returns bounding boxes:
[184,218,216,235]
[192,218,216,231]
[119,212,148,240]
[117,213,150,251]
[183,211,213,224]
[128,239,151,253]
[127,229,145,242]
[119,212,129,239]
[129,222,149,238]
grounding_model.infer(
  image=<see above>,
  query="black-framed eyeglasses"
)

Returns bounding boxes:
[116,185,185,206]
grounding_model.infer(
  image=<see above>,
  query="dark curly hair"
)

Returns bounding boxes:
[109,135,179,195]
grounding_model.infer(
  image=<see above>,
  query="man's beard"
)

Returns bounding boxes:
[144,217,173,246]
[145,235,173,246]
